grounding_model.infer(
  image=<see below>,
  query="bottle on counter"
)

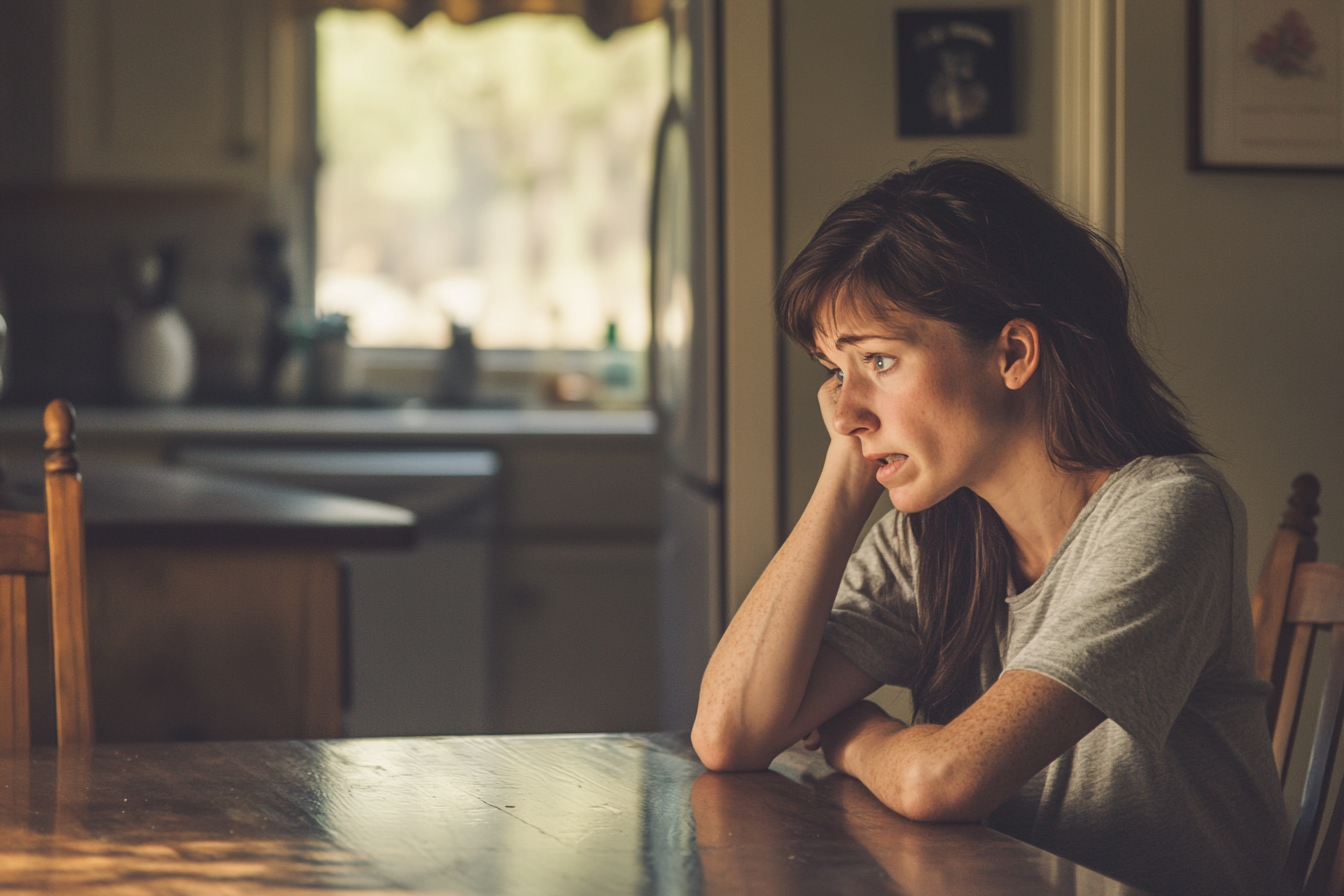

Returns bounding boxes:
[597,321,642,407]
[117,244,196,405]
[433,323,478,406]
[252,228,295,404]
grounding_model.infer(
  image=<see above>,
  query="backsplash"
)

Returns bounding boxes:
[0,190,301,406]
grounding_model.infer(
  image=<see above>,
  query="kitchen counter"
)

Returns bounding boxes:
[3,462,417,550]
[3,463,416,744]
[0,406,665,739]
[0,406,657,441]
[80,464,416,549]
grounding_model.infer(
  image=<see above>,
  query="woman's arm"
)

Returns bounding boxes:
[815,670,1105,821]
[692,383,887,771]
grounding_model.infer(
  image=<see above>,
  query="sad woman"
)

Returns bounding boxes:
[691,158,1289,895]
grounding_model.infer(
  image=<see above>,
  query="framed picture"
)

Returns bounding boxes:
[1190,0,1344,171]
[895,9,1015,137]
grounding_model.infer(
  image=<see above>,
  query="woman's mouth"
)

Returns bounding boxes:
[875,454,908,486]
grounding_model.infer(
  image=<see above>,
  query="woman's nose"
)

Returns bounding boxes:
[833,381,877,435]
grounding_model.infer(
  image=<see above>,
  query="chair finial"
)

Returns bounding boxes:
[43,399,79,475]
[1282,473,1320,562]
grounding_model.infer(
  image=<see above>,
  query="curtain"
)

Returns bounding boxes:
[302,0,665,38]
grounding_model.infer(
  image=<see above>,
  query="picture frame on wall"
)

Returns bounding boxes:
[1190,0,1344,171]
[895,9,1015,137]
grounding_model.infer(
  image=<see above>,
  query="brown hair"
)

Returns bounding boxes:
[775,158,1203,721]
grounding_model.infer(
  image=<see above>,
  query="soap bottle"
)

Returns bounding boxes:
[597,322,637,406]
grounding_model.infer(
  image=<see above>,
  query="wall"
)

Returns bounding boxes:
[1124,0,1344,566]
[778,0,1057,530]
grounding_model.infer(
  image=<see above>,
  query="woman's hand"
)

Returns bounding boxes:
[802,672,1104,823]
[816,378,886,508]
[689,376,889,773]
[804,701,907,777]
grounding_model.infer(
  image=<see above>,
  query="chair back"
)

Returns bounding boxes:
[1274,561,1344,893]
[0,399,94,749]
[1254,473,1321,736]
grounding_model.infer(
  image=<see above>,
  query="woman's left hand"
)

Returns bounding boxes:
[804,700,907,777]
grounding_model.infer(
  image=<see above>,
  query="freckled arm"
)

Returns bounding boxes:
[820,670,1105,822]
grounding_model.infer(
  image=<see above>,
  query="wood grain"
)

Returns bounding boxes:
[85,548,343,742]
[1254,474,1320,692]
[44,399,94,747]
[0,734,1148,895]
[0,575,29,750]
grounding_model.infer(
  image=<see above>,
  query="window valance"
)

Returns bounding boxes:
[301,0,664,38]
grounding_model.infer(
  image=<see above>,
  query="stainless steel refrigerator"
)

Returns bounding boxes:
[652,0,723,730]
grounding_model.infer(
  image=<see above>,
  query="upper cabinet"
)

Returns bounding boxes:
[1,0,291,191]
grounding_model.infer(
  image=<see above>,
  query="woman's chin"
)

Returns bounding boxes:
[885,479,956,515]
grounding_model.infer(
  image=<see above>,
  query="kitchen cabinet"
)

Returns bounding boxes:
[0,0,287,190]
[492,439,661,733]
[84,547,343,742]
[494,541,659,734]
[0,408,661,736]
[9,463,415,744]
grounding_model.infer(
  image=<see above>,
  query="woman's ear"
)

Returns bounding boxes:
[998,319,1040,390]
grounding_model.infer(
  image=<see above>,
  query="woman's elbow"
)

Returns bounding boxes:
[889,758,989,823]
[690,715,772,772]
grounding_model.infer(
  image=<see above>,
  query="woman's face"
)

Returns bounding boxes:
[812,302,1028,513]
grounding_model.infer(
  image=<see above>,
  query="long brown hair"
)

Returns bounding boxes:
[775,158,1203,721]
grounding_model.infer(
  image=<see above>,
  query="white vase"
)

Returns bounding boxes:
[120,306,195,404]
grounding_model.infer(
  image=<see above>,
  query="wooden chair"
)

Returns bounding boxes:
[0,399,94,749]
[1252,474,1344,894]
[1255,473,1323,768]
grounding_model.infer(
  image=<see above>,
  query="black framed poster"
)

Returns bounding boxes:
[896,9,1016,137]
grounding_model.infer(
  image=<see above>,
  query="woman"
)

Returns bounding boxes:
[690,158,1289,895]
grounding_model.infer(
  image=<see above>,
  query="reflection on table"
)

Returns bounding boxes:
[0,733,1148,894]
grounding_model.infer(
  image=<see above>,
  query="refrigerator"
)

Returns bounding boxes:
[651,0,723,730]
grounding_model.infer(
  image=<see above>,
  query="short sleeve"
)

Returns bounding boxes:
[823,510,923,686]
[1003,472,1236,754]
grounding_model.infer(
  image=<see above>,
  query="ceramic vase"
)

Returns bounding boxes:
[120,305,195,404]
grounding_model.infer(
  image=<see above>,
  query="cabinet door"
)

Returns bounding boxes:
[58,0,269,186]
[494,541,659,734]
[82,547,342,743]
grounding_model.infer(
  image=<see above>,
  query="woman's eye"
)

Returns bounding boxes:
[869,354,894,372]
[833,369,844,385]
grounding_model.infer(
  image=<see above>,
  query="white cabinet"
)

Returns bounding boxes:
[1,0,281,190]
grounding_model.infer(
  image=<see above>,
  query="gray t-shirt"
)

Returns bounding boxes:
[824,455,1290,895]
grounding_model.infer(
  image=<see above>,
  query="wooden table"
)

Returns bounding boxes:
[0,732,1148,894]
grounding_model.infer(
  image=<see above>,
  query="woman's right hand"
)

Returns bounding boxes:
[690,378,888,772]
[816,377,886,511]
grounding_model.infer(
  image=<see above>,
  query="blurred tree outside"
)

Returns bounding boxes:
[316,10,668,351]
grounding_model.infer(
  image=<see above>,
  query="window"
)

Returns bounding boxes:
[315,10,668,407]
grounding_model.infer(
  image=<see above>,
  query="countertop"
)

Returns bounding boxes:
[4,464,417,550]
[0,406,657,440]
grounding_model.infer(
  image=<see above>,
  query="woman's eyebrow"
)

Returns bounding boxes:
[810,329,916,364]
[833,329,915,347]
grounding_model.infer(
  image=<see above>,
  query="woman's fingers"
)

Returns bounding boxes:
[802,728,821,750]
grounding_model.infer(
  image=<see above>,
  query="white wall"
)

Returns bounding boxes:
[1124,0,1344,565]
[778,0,1058,529]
